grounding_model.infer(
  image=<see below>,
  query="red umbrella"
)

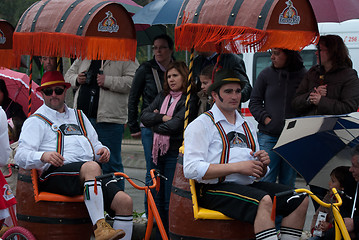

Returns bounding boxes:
[0,68,43,115]
[309,0,359,23]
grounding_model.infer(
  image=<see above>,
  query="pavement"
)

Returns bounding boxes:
[121,140,315,239]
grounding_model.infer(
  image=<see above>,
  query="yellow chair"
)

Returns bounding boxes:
[189,179,233,220]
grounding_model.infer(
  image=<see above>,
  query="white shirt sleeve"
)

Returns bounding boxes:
[0,107,10,167]
[15,117,47,170]
[183,118,211,181]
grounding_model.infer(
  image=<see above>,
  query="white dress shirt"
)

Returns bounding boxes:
[184,103,268,185]
[0,107,10,167]
[15,104,107,173]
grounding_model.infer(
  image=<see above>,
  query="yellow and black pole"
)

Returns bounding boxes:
[183,46,194,131]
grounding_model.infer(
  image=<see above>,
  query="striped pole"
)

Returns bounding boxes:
[183,47,194,133]
[28,55,33,117]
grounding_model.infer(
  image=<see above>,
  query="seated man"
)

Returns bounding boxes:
[15,71,132,240]
[183,69,309,240]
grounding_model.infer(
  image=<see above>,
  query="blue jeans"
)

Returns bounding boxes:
[90,118,124,190]
[141,127,153,215]
[258,132,296,187]
[151,150,178,240]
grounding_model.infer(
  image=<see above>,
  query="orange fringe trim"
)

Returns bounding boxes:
[0,49,19,69]
[13,32,136,61]
[175,23,319,53]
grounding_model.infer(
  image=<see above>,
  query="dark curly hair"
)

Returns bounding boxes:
[318,35,352,69]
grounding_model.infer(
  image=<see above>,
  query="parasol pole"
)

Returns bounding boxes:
[183,47,194,132]
[27,56,33,117]
[351,182,359,218]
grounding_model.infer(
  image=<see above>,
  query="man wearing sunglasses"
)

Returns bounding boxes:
[15,71,133,240]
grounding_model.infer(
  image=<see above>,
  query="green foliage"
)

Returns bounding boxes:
[0,0,37,27]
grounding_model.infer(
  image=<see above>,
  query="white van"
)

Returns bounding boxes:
[242,19,359,127]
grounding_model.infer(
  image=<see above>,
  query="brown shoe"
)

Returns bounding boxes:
[94,219,125,240]
[0,226,11,237]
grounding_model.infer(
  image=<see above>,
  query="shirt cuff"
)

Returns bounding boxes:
[196,162,210,181]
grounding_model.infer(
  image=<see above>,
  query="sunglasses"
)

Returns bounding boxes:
[42,87,65,96]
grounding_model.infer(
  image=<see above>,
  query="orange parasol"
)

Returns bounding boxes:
[175,0,319,53]
[0,20,17,69]
[13,0,137,64]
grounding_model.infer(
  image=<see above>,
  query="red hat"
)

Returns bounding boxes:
[36,71,71,91]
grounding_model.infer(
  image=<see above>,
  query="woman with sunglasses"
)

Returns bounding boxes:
[292,35,359,116]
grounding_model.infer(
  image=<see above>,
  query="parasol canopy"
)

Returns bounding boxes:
[0,20,17,69]
[175,0,319,53]
[13,0,137,64]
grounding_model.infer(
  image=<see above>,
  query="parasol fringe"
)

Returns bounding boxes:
[13,32,136,61]
[175,24,319,53]
[85,37,136,61]
[14,32,83,58]
[261,30,319,51]
[175,23,266,53]
[0,49,18,69]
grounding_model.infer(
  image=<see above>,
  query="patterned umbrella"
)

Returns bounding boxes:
[273,113,359,188]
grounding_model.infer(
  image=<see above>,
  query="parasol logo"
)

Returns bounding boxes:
[279,0,301,25]
[98,11,119,33]
[3,184,14,201]
[0,29,6,44]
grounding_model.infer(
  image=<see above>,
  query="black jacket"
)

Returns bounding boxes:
[128,58,165,134]
[140,92,192,151]
[192,53,252,103]
[249,66,306,137]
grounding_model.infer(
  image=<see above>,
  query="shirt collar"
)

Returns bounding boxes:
[210,103,244,127]
[43,104,70,119]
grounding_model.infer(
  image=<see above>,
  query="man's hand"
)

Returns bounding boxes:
[233,160,264,179]
[77,72,87,85]
[252,150,270,177]
[97,147,110,163]
[41,152,64,167]
[97,74,105,87]
[131,132,141,139]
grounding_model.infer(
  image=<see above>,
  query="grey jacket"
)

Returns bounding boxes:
[65,59,139,124]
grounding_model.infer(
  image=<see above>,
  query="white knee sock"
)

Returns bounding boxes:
[256,228,278,240]
[113,215,133,240]
[280,227,302,240]
[84,180,104,225]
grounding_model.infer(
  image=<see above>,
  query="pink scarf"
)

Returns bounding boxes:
[152,91,183,164]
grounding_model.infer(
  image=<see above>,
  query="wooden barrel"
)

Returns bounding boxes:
[16,169,93,240]
[169,154,255,240]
